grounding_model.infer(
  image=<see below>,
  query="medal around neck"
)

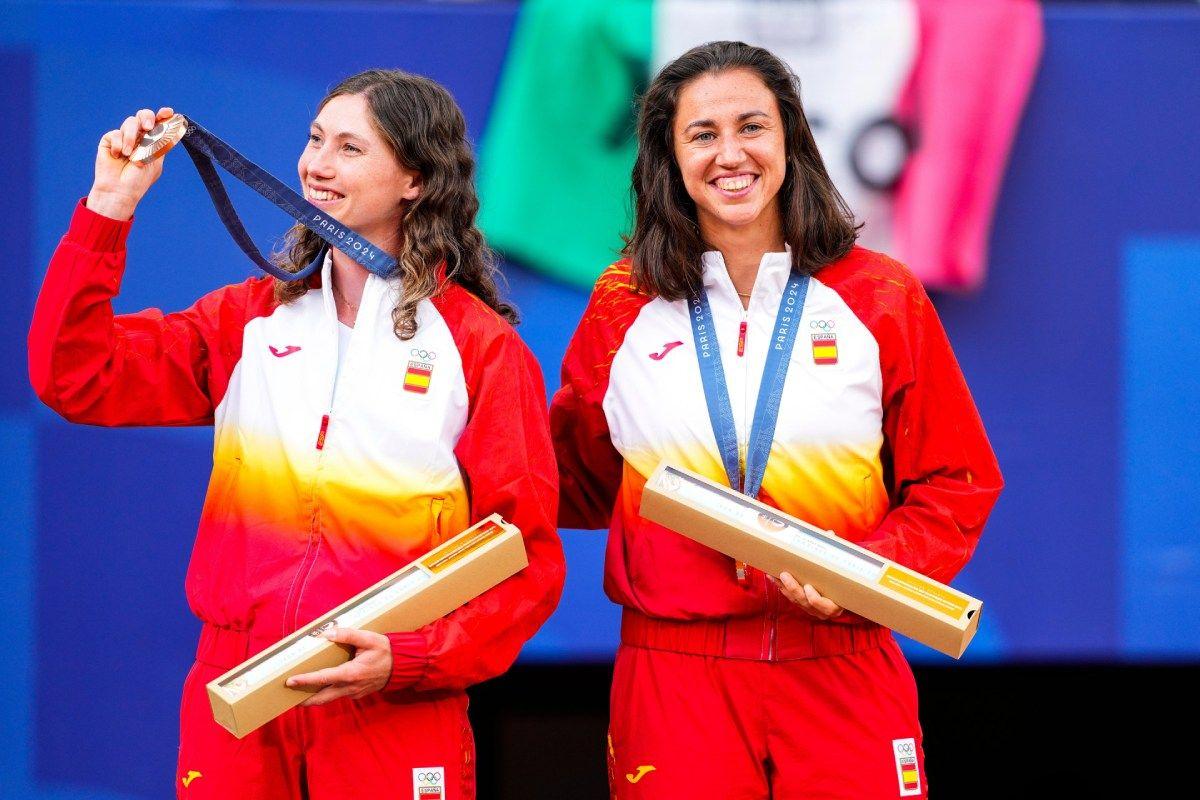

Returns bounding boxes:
[126,112,397,282]
[131,114,189,165]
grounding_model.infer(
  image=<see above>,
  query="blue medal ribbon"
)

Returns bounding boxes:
[688,271,809,501]
[178,118,398,282]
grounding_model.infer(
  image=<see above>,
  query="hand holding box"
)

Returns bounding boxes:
[207,514,527,738]
[639,463,982,658]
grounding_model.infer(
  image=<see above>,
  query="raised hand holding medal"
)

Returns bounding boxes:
[87,106,177,222]
[130,112,188,165]
[86,104,397,282]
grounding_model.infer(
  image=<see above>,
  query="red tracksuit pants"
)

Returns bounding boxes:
[608,631,928,799]
[175,625,474,799]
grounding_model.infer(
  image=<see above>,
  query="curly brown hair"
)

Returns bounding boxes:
[624,41,859,299]
[273,69,516,338]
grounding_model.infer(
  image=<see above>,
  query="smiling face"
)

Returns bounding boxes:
[297,93,421,252]
[672,68,787,246]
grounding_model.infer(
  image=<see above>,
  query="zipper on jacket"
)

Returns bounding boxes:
[283,513,323,639]
[738,307,751,480]
[760,569,782,661]
[290,408,331,634]
[735,306,750,582]
[314,310,355,454]
[729,303,748,585]
[768,574,780,661]
[289,319,350,635]
[740,291,780,657]
[315,414,331,450]
[288,407,333,635]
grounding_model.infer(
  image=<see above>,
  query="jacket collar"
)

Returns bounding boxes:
[319,250,403,329]
[700,245,793,306]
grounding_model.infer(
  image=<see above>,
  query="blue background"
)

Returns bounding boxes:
[1,2,1197,797]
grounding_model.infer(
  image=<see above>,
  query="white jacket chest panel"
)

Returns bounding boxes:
[604,276,884,489]
[215,272,469,495]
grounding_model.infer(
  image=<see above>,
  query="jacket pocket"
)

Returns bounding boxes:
[861,470,889,526]
[428,496,454,545]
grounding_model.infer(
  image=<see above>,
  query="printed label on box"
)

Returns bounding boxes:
[422,520,505,574]
[879,566,969,620]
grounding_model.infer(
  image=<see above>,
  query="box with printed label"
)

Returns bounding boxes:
[207,513,527,738]
[639,463,982,658]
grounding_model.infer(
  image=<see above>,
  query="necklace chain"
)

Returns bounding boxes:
[332,279,359,313]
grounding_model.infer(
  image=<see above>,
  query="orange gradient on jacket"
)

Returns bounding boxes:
[201,431,470,555]
[620,437,889,543]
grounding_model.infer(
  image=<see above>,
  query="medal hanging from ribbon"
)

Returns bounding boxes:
[130,114,397,282]
[688,272,810,580]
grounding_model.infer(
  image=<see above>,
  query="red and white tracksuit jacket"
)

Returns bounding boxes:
[30,201,564,798]
[551,246,1002,797]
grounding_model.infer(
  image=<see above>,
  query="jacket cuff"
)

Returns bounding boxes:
[384,631,429,692]
[67,198,133,252]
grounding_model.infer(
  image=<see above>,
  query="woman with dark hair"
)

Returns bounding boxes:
[552,41,1001,798]
[30,70,564,799]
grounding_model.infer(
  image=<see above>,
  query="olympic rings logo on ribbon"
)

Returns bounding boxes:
[809,319,836,331]
[416,772,442,783]
[410,348,437,360]
[896,742,915,755]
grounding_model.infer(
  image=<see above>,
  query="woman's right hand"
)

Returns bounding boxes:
[86,106,175,221]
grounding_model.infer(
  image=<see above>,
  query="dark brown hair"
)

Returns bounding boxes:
[624,41,859,298]
[274,69,516,337]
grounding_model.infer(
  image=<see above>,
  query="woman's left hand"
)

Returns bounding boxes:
[287,627,393,706]
[777,572,844,621]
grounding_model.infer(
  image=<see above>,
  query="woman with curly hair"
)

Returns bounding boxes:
[30,69,564,799]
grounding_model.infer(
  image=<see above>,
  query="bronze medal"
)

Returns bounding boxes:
[130,113,189,164]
